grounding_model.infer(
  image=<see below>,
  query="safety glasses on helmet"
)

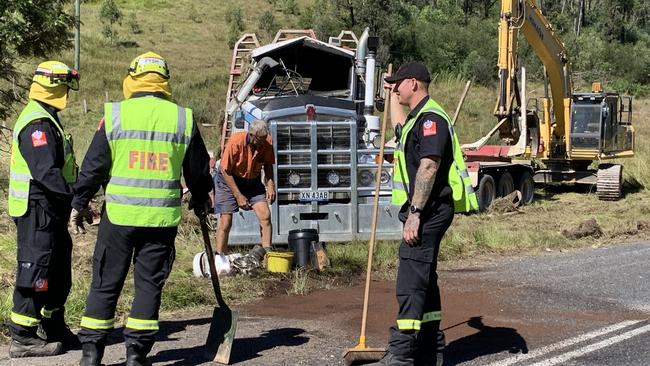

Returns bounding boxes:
[34,69,80,91]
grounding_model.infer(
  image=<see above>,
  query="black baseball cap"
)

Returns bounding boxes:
[384,61,431,83]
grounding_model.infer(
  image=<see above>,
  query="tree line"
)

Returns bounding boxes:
[2,0,649,121]
[297,0,650,95]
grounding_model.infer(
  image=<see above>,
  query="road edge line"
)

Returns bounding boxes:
[485,320,642,366]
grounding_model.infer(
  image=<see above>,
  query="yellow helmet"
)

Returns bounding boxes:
[128,52,170,79]
[32,61,79,91]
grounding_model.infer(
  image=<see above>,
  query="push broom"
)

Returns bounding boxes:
[343,64,392,365]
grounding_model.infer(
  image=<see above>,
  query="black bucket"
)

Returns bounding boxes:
[288,229,319,268]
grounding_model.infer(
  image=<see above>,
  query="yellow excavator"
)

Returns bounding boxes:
[464,0,635,202]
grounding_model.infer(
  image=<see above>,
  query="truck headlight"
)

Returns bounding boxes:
[327,171,340,186]
[359,170,374,187]
[372,135,383,149]
[288,171,301,186]
[380,170,390,185]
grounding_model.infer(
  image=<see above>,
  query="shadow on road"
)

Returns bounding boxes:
[443,316,528,366]
[141,326,309,366]
[230,327,310,364]
[103,316,214,347]
[148,344,207,366]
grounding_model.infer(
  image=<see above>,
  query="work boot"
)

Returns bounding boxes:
[40,310,81,349]
[367,351,415,366]
[9,332,63,358]
[415,352,443,366]
[79,342,105,366]
[125,345,151,366]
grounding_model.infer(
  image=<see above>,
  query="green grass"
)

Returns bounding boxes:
[1,0,650,340]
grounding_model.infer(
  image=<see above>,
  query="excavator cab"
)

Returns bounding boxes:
[570,98,602,150]
[570,89,634,158]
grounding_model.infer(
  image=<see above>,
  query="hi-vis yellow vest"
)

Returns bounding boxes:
[104,96,193,227]
[8,100,77,217]
[391,98,478,213]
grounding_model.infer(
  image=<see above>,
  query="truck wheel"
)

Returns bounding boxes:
[518,171,535,205]
[477,174,496,212]
[497,172,514,197]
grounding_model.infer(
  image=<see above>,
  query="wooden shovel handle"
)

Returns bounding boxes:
[199,214,227,307]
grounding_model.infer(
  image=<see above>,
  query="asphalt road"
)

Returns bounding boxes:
[0,241,648,365]
[452,241,650,366]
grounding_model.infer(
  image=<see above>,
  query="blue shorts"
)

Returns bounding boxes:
[213,168,267,214]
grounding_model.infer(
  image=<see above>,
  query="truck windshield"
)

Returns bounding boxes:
[252,39,353,97]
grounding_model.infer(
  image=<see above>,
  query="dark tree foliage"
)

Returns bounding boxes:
[0,0,75,120]
[301,0,650,95]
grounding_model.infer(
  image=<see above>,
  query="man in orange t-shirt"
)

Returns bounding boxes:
[214,119,275,254]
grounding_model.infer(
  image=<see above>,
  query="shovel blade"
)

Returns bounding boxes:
[205,306,238,364]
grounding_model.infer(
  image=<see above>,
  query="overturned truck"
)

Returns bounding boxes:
[221,29,402,244]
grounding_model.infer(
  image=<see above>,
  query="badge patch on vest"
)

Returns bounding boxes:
[422,120,437,136]
[31,130,48,147]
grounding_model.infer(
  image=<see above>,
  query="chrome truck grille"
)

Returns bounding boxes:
[273,116,355,202]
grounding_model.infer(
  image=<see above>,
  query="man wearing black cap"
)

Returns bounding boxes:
[372,61,458,366]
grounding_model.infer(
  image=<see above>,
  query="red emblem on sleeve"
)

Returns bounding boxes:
[35,278,49,292]
[423,120,437,136]
[31,130,48,147]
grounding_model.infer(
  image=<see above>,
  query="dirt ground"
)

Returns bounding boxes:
[1,245,647,365]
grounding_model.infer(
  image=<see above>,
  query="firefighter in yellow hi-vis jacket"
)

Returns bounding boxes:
[7,61,81,358]
[72,52,213,366]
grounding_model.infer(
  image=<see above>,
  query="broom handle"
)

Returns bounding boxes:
[199,213,226,307]
[359,64,392,345]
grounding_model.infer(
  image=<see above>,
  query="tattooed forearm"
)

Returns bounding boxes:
[411,157,440,208]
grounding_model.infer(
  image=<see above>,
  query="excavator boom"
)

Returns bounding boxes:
[496,0,573,158]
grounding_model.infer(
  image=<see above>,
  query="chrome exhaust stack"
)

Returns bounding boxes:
[226,57,279,116]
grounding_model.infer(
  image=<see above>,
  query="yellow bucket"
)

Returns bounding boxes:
[266,251,294,273]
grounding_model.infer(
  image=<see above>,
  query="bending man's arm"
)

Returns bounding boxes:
[263,163,275,204]
[221,169,250,210]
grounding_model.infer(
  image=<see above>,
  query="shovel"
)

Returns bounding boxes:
[199,213,238,364]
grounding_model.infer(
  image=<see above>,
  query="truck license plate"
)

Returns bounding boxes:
[299,191,329,202]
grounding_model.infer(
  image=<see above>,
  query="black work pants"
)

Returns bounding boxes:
[78,211,177,351]
[9,201,72,337]
[388,200,454,362]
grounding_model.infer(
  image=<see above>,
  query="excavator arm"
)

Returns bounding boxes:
[495,0,573,158]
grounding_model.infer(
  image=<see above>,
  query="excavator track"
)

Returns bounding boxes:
[597,164,623,201]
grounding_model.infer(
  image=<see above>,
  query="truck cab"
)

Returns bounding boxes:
[221,30,402,244]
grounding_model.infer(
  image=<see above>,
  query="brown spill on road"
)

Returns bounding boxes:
[241,270,646,360]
